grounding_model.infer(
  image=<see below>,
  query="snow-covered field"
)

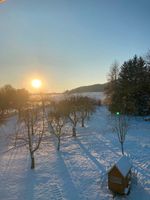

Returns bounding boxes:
[50,92,106,102]
[0,93,150,200]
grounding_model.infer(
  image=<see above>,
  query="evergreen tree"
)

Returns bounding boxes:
[119,55,150,115]
[106,55,150,115]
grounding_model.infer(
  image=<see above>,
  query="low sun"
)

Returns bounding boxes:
[31,79,42,89]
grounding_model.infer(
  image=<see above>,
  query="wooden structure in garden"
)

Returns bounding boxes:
[108,156,132,195]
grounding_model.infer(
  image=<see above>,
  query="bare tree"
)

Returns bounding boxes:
[78,96,96,127]
[15,88,29,118]
[48,107,67,151]
[16,104,45,169]
[104,61,119,107]
[113,113,129,155]
[63,96,81,137]
[48,96,96,138]
[145,49,150,66]
[108,61,119,82]
[56,96,96,136]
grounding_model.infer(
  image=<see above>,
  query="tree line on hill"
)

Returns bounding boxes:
[65,83,107,94]
[105,51,150,116]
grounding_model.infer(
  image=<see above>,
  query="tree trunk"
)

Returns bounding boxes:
[81,118,85,127]
[31,119,34,136]
[57,137,60,151]
[31,152,35,169]
[18,108,21,119]
[72,126,76,137]
[42,99,45,132]
[121,142,124,155]
[1,109,4,117]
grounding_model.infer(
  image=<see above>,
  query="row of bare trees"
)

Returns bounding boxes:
[7,92,128,169]
[13,95,98,168]
[47,96,129,155]
[47,96,97,151]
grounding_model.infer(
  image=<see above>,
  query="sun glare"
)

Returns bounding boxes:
[31,79,42,89]
[0,0,6,3]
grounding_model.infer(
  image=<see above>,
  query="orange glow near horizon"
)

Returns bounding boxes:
[31,79,42,89]
[22,72,47,93]
[0,0,6,3]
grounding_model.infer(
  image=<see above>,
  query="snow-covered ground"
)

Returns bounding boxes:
[50,92,105,102]
[0,96,150,200]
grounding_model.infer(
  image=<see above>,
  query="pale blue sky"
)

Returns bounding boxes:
[0,0,150,92]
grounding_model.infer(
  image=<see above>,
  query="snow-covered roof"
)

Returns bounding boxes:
[115,156,132,177]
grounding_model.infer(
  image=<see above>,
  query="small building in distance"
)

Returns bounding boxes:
[108,155,132,195]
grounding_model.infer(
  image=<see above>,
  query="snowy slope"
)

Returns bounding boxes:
[0,101,150,200]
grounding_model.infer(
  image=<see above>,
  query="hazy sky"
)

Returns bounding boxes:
[0,0,150,92]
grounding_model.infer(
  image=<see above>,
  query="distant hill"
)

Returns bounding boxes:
[66,83,107,94]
